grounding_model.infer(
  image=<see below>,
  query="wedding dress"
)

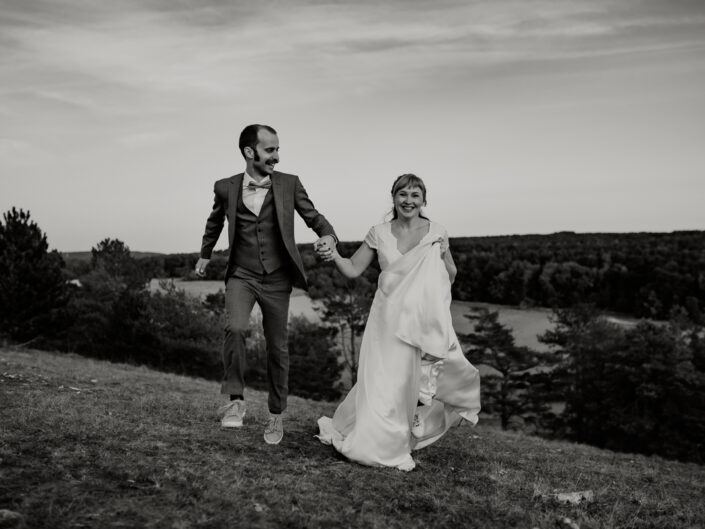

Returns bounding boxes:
[316,221,481,471]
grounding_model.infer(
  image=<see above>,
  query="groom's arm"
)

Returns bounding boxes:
[292,175,337,241]
[199,182,227,259]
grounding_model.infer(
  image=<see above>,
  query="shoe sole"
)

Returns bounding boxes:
[263,434,283,445]
[263,429,283,444]
[221,420,244,428]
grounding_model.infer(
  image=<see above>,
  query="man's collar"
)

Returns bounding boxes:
[242,171,271,188]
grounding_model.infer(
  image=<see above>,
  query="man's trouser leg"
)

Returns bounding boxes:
[259,268,292,414]
[221,274,257,396]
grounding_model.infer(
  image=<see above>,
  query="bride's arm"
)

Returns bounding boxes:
[443,249,457,285]
[435,235,457,284]
[329,242,376,278]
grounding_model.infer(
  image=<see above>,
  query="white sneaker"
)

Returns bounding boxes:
[411,409,425,438]
[219,400,246,428]
[263,414,283,445]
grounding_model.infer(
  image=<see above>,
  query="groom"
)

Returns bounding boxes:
[195,124,336,445]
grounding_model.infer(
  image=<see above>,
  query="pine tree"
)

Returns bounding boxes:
[0,208,66,342]
[539,304,705,463]
[462,309,552,430]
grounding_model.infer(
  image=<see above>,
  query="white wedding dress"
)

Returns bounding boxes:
[316,221,481,471]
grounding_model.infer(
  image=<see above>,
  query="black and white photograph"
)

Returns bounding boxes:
[1,1,704,528]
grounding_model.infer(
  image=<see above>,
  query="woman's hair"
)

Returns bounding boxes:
[390,173,428,220]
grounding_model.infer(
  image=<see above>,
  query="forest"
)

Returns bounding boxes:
[449,231,705,322]
[66,230,705,323]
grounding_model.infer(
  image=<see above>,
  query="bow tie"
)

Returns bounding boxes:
[246,180,272,190]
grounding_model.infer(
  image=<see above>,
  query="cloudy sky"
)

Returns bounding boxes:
[2,0,704,253]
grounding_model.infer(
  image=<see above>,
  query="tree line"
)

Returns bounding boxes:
[450,231,705,322]
[64,230,705,324]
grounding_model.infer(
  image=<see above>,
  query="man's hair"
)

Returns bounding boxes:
[238,124,277,158]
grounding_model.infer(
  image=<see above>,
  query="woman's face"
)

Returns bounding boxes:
[393,185,425,219]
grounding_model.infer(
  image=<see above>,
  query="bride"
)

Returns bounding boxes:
[315,174,481,471]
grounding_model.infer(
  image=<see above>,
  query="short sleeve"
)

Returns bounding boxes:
[363,225,377,250]
[434,222,449,241]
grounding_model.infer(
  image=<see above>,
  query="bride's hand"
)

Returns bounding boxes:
[322,248,339,262]
[433,237,449,258]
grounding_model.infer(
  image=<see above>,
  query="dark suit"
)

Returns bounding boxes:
[200,171,335,413]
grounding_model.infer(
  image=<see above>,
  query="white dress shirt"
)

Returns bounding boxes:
[241,172,271,217]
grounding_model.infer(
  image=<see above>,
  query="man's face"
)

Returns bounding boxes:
[248,129,279,177]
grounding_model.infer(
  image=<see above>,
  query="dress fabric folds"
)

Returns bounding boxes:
[316,221,481,471]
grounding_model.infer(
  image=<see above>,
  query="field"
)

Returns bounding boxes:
[2,348,704,529]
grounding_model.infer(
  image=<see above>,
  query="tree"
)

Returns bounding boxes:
[603,321,705,463]
[288,316,342,401]
[462,309,552,430]
[539,305,705,463]
[307,255,377,387]
[63,238,152,360]
[488,260,536,305]
[91,238,146,288]
[539,306,626,443]
[0,208,67,342]
[143,280,222,378]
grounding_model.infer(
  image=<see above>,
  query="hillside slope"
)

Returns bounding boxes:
[1,348,703,529]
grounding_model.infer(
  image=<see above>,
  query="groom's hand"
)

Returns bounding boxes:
[195,258,210,277]
[314,235,336,260]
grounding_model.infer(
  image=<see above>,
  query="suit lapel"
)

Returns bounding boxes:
[271,171,285,218]
[271,172,294,246]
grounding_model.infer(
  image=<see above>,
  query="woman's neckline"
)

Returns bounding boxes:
[388,219,431,255]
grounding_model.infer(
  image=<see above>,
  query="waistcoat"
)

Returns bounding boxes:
[231,189,289,275]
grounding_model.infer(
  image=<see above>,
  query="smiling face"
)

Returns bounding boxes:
[393,185,426,220]
[245,128,279,177]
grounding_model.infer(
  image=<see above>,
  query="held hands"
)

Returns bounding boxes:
[195,257,210,277]
[314,235,337,262]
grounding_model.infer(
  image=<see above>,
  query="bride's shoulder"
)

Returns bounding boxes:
[428,220,449,237]
[371,221,391,233]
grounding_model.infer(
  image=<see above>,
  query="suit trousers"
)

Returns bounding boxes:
[221,265,292,414]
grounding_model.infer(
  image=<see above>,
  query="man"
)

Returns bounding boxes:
[195,124,336,445]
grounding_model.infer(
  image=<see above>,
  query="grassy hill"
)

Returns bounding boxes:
[2,349,704,529]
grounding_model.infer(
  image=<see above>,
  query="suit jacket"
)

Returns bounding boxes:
[200,171,336,290]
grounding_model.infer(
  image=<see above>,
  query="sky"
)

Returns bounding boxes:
[1,0,704,253]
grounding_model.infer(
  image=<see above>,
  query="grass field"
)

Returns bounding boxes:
[2,348,704,529]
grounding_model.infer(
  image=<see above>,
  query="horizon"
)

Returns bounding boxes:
[57,227,705,256]
[2,0,704,253]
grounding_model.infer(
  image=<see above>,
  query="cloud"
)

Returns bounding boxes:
[2,0,704,107]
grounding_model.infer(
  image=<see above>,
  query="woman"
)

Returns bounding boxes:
[316,174,481,471]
